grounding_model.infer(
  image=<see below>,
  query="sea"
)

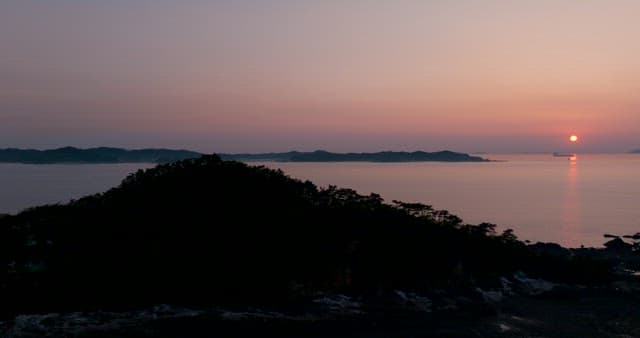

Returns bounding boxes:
[0,163,155,215]
[1,154,639,248]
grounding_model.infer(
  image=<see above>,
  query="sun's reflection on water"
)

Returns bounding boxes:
[562,159,581,246]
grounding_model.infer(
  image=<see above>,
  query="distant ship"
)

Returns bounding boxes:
[553,152,577,160]
[553,152,576,157]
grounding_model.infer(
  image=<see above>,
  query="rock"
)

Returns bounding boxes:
[512,272,556,296]
[393,290,432,312]
[476,288,504,303]
[313,294,363,315]
[500,277,515,296]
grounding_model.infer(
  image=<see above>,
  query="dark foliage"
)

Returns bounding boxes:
[0,155,609,318]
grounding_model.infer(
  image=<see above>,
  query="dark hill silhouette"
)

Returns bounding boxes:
[0,155,607,318]
[0,147,201,164]
[218,151,301,161]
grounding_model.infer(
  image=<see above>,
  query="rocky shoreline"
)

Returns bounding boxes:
[3,266,640,337]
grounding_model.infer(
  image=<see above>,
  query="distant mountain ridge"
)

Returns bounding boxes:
[0,147,488,164]
[218,151,301,162]
[220,150,489,162]
[0,147,201,164]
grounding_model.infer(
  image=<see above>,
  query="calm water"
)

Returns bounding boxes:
[1,155,639,247]
[0,163,154,215]
[258,154,640,248]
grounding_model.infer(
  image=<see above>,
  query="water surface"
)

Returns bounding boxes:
[1,155,638,247]
[0,163,153,215]
[258,154,640,247]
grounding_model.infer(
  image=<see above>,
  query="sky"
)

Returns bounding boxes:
[1,1,640,153]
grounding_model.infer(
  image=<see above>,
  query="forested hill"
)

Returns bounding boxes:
[0,155,606,318]
[220,150,489,162]
[0,147,201,164]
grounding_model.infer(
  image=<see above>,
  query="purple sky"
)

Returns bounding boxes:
[2,1,640,153]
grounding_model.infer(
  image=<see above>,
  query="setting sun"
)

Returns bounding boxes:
[569,135,578,142]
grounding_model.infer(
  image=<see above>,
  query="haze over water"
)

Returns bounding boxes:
[0,163,154,215]
[0,154,638,247]
[260,154,640,248]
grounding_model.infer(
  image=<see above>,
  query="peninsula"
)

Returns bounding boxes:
[220,150,489,162]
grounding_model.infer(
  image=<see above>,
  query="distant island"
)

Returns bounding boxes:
[0,148,489,164]
[0,147,201,164]
[631,149,640,153]
[220,150,489,162]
